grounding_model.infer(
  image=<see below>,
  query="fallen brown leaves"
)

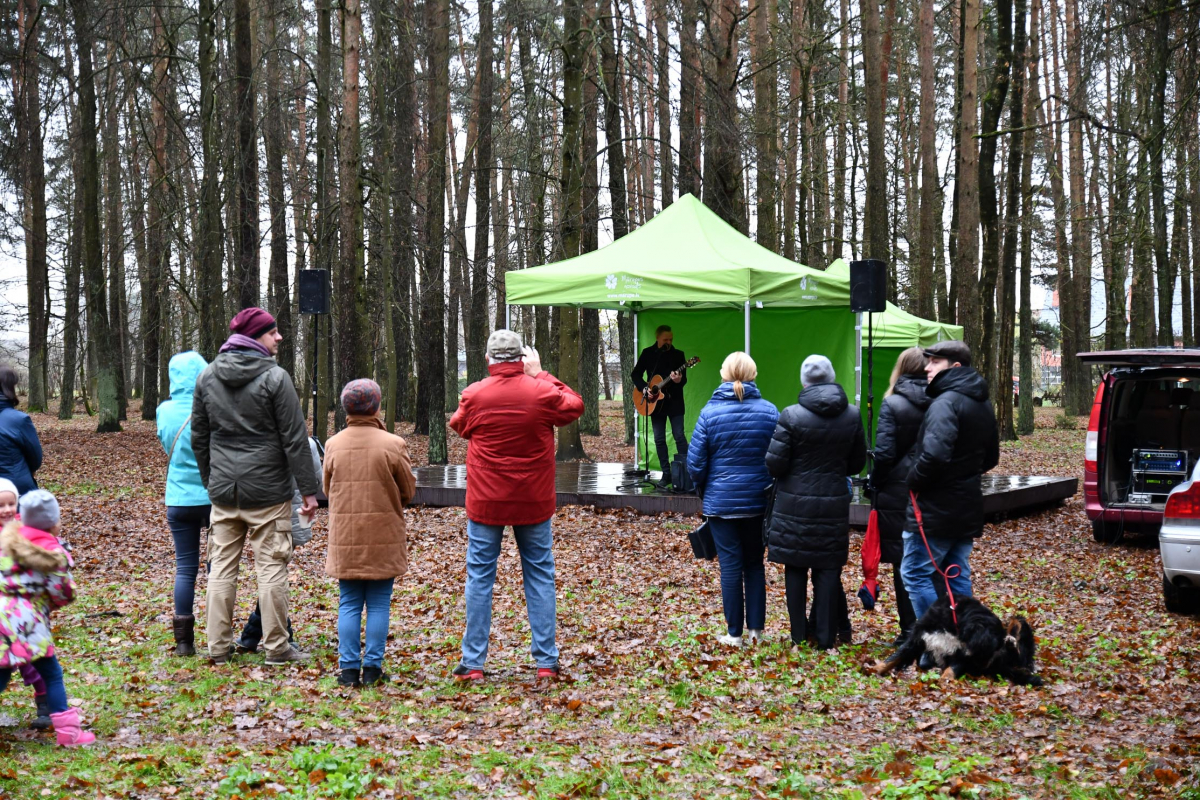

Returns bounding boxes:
[2,405,1197,798]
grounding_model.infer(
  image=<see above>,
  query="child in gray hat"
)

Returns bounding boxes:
[0,489,96,745]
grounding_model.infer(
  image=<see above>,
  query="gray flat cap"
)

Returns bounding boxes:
[486,329,524,362]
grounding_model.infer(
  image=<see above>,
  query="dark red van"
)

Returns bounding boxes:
[1080,349,1200,543]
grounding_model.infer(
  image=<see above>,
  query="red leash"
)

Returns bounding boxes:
[909,491,960,630]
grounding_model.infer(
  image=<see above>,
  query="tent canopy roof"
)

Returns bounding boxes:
[504,194,849,310]
[824,260,964,348]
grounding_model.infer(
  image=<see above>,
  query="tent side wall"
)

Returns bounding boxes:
[634,310,744,471]
[635,308,858,471]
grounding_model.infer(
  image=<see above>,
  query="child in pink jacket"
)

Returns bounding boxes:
[0,490,94,746]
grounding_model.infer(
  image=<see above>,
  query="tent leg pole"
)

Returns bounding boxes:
[855,312,863,407]
[744,302,751,354]
[505,304,511,330]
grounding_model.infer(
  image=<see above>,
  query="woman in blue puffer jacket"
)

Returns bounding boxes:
[687,352,779,647]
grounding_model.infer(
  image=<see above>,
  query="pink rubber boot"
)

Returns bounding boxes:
[50,709,96,747]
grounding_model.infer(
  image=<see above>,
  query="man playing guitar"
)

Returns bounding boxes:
[631,325,689,489]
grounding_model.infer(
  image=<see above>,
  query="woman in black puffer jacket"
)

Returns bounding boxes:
[765,355,867,650]
[869,348,929,645]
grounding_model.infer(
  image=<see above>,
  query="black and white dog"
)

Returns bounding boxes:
[873,596,1043,687]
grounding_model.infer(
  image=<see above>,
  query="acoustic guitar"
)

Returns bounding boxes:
[633,357,701,416]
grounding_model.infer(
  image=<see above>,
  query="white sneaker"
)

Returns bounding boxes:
[746,629,762,644]
[717,633,743,648]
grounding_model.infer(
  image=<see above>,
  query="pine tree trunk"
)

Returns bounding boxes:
[141,1,170,420]
[313,0,334,442]
[861,0,889,262]
[1062,0,1092,411]
[1148,0,1171,349]
[70,0,120,432]
[702,0,745,231]
[423,0,451,463]
[18,0,48,412]
[197,0,224,360]
[996,0,1024,440]
[678,0,701,196]
[468,0,495,385]
[601,0,635,445]
[61,103,84,420]
[556,0,587,461]
[264,0,293,377]
[337,0,368,428]
[1017,0,1038,436]
[653,0,673,205]
[392,0,417,421]
[752,0,777,251]
[580,6,601,437]
[103,36,128,419]
[233,0,259,309]
[954,0,981,345]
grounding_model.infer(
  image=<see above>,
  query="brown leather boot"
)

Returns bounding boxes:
[172,615,196,656]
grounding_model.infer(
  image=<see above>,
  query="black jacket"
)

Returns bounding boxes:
[765,383,868,569]
[192,349,321,509]
[870,374,930,563]
[631,344,688,418]
[904,366,1000,540]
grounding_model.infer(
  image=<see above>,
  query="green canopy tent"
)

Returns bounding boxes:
[505,194,861,471]
[824,260,964,437]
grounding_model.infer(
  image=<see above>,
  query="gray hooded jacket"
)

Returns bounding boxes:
[191,349,320,509]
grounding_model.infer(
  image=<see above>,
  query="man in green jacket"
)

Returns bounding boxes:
[192,307,320,665]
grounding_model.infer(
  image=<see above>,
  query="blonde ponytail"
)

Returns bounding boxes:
[720,352,757,402]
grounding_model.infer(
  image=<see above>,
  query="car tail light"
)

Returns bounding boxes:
[1166,483,1200,520]
[1085,383,1104,473]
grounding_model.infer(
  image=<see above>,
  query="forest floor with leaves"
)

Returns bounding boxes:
[1,403,1198,799]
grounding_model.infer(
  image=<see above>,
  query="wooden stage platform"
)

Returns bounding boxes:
[412,463,1078,524]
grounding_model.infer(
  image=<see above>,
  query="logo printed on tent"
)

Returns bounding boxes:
[605,273,643,299]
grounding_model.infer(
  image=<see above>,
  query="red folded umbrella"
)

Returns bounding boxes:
[858,509,881,610]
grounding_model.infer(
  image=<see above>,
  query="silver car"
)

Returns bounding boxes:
[1160,461,1200,612]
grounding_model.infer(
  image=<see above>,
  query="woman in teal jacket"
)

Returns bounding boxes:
[156,351,210,656]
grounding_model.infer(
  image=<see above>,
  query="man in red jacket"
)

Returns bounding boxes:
[448,329,584,681]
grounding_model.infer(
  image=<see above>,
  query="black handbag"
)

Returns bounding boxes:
[688,519,717,560]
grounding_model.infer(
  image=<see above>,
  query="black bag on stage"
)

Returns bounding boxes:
[689,519,717,560]
[671,455,695,493]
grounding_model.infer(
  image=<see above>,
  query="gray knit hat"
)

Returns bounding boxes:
[800,354,836,387]
[19,489,60,531]
[486,329,524,362]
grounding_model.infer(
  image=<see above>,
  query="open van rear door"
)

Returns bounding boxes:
[1079,349,1200,368]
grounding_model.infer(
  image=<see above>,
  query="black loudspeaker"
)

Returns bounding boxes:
[298,269,330,314]
[849,259,887,313]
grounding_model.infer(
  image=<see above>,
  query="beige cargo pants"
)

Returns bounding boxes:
[205,500,293,660]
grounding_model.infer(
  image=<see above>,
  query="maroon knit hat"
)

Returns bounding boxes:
[229,307,278,339]
[341,379,382,416]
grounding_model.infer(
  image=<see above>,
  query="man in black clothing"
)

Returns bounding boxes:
[900,340,1000,621]
[631,325,688,488]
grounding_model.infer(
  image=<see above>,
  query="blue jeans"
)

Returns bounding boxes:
[338,579,395,670]
[900,531,974,619]
[0,656,68,714]
[708,516,766,636]
[461,518,558,670]
[167,505,211,616]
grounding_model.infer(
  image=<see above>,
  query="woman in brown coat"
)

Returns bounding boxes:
[324,379,416,687]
